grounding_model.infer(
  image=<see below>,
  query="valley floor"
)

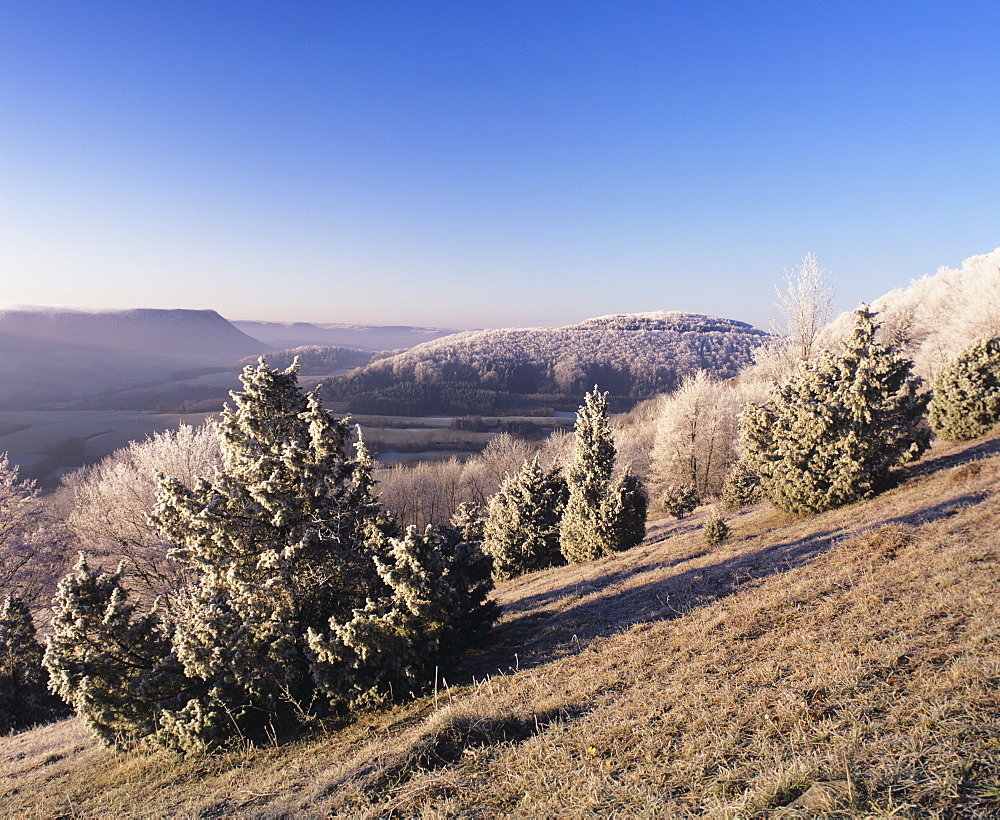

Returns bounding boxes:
[2,434,999,817]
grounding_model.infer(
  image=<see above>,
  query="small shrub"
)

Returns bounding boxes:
[703,514,730,546]
[662,484,699,519]
[721,461,762,510]
[929,336,1000,442]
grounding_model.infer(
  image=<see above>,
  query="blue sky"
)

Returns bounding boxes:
[2,2,998,330]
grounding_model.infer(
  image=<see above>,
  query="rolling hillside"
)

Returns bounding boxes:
[3,430,996,817]
[322,311,769,415]
[0,308,270,409]
[233,320,460,352]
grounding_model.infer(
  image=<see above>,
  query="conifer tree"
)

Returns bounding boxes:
[720,460,762,510]
[740,305,929,514]
[307,524,497,708]
[928,337,1000,442]
[450,502,485,543]
[661,484,699,519]
[481,457,568,580]
[43,556,182,745]
[0,595,61,734]
[149,359,389,748]
[559,388,647,562]
[48,359,499,752]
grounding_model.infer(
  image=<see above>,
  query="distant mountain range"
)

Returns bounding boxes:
[232,320,460,352]
[0,307,268,361]
[0,307,769,414]
[0,308,272,409]
[322,311,770,415]
[0,308,463,410]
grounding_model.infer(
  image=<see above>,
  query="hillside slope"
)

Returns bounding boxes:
[322,311,769,415]
[2,432,997,816]
[0,308,270,408]
[233,320,459,352]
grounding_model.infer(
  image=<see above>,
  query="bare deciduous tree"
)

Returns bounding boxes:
[773,252,836,362]
[63,423,221,600]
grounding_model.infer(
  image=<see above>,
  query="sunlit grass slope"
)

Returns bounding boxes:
[2,433,998,817]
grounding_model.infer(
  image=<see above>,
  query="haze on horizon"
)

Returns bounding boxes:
[2,3,999,332]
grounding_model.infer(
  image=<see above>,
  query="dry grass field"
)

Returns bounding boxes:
[1,433,999,817]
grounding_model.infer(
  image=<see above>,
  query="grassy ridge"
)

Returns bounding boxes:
[1,434,998,817]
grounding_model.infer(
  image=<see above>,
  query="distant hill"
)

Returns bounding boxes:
[0,308,268,361]
[0,308,270,409]
[322,311,769,415]
[233,320,460,352]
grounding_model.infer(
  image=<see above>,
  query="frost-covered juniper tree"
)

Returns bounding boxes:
[928,337,1000,442]
[559,388,647,563]
[741,305,929,514]
[0,594,65,733]
[45,359,497,752]
[481,457,568,581]
[147,359,391,749]
[43,555,183,745]
[307,523,497,709]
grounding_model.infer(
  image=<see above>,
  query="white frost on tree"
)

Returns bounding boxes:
[649,371,767,500]
[64,423,221,601]
[481,457,568,581]
[559,388,647,563]
[773,252,837,362]
[741,305,929,514]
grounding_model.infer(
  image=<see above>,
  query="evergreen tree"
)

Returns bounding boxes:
[740,305,929,514]
[720,460,762,510]
[307,524,497,708]
[661,484,700,519]
[48,359,499,753]
[43,555,183,746]
[559,388,647,563]
[928,337,1000,442]
[450,502,485,543]
[605,468,648,553]
[0,595,63,734]
[703,513,730,546]
[149,359,389,748]
[481,458,568,580]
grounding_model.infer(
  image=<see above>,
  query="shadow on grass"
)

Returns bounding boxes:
[463,439,997,681]
[362,703,589,797]
[901,435,1000,480]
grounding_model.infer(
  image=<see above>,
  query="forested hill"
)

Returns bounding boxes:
[322,311,768,415]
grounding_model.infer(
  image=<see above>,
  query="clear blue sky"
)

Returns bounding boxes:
[2,1,998,330]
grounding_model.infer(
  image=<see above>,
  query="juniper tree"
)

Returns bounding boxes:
[43,555,183,746]
[148,359,389,748]
[702,513,730,546]
[661,484,700,519]
[741,305,929,514]
[720,460,762,510]
[450,501,485,543]
[481,457,568,581]
[0,595,63,734]
[48,360,499,752]
[307,523,497,709]
[928,337,1000,442]
[559,388,647,563]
